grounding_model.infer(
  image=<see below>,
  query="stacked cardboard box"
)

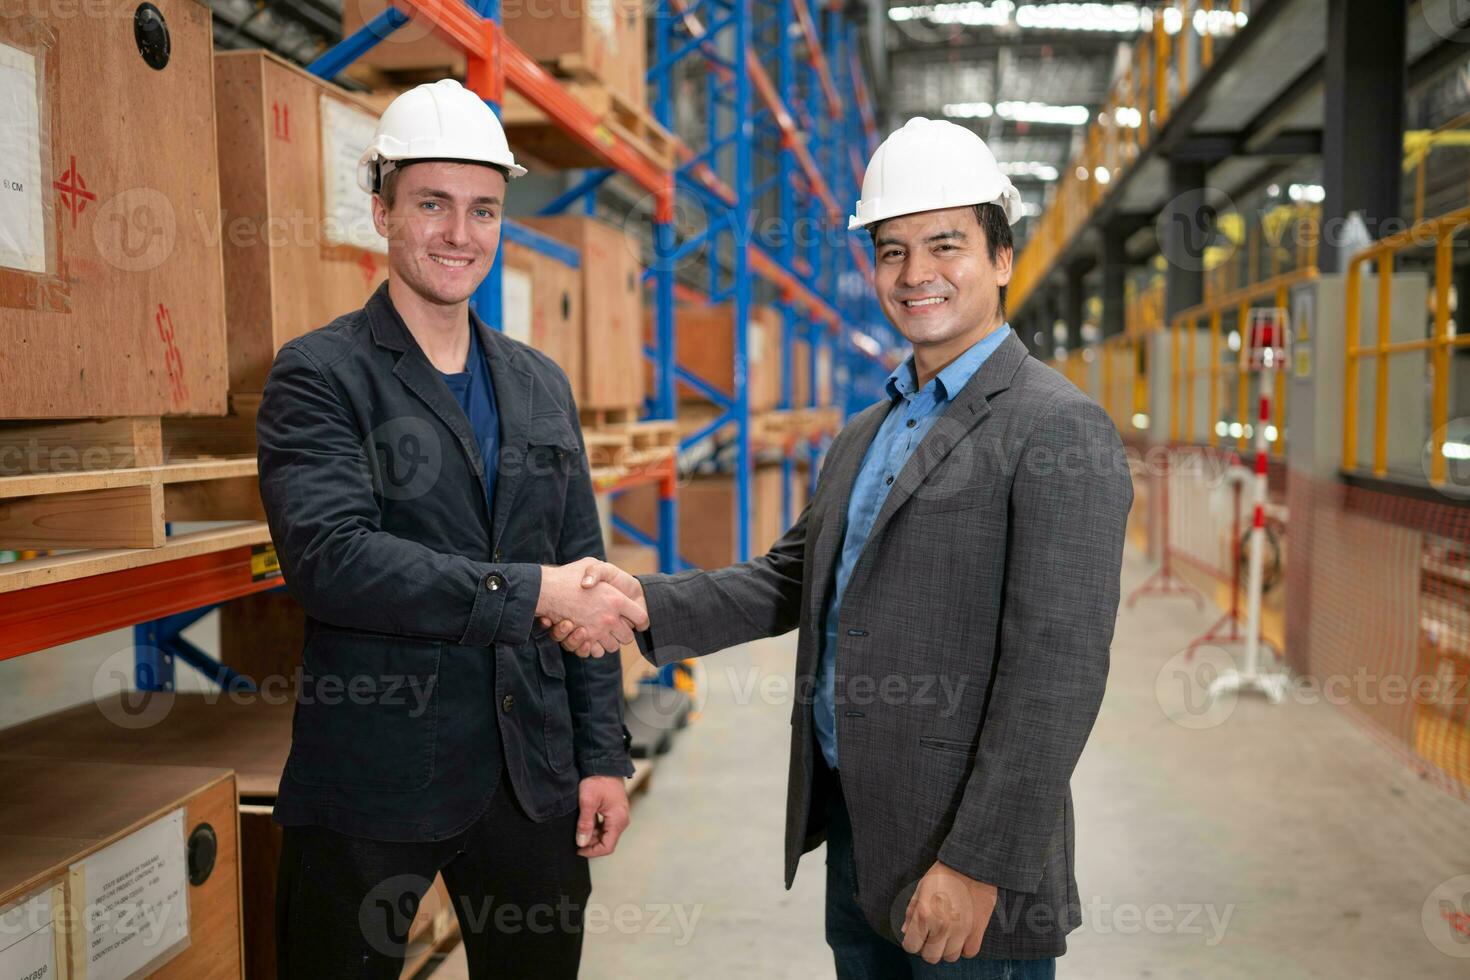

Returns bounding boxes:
[645,303,783,413]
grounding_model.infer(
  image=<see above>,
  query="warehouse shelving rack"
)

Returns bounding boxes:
[0,0,885,687]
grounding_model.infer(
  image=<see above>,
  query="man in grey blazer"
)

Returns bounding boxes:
[549,118,1132,977]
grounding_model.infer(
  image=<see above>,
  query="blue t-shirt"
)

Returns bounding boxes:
[438,322,500,523]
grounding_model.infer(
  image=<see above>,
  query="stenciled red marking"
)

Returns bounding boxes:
[54,155,97,228]
[154,303,189,405]
[272,100,291,141]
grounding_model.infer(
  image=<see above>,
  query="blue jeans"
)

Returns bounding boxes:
[824,781,1057,980]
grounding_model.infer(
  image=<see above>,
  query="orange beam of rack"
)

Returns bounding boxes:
[791,0,842,118]
[393,0,673,215]
[0,545,280,662]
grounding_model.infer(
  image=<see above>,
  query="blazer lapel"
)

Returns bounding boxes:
[805,399,891,629]
[480,322,535,554]
[370,287,494,523]
[847,330,1030,592]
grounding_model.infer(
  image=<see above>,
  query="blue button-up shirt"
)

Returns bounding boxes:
[814,325,1011,769]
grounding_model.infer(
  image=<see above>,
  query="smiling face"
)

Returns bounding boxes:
[872,205,1013,357]
[372,160,506,308]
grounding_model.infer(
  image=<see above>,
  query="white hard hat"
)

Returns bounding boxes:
[357,79,527,194]
[848,117,1023,231]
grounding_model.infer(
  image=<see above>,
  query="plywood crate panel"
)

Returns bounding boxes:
[214,49,389,393]
[340,0,647,108]
[1,694,456,977]
[0,0,228,418]
[502,237,584,403]
[520,216,643,410]
[615,468,785,570]
[645,303,782,412]
[0,759,243,979]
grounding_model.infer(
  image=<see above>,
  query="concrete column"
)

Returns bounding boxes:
[1161,158,1210,323]
[1321,0,1406,272]
[1101,221,1130,339]
[1065,263,1087,351]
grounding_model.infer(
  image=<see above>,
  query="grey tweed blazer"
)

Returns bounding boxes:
[637,329,1132,958]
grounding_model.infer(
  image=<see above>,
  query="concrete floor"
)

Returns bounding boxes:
[426,546,1470,979]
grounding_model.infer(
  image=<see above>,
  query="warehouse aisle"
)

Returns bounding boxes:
[429,546,1470,979]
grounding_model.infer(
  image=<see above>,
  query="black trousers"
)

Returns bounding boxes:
[275,785,591,978]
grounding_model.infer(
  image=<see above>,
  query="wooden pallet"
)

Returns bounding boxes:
[0,416,263,552]
[500,80,675,171]
[579,405,641,429]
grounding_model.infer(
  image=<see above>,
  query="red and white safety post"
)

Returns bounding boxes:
[1207,309,1290,704]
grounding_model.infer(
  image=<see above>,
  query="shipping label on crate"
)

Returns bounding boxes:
[320,95,386,256]
[0,40,47,274]
[67,808,190,980]
[0,884,62,980]
[502,266,533,346]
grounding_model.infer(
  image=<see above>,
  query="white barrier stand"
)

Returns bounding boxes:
[1207,308,1290,705]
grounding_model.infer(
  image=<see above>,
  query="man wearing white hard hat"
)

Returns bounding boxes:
[256,79,650,977]
[559,117,1133,976]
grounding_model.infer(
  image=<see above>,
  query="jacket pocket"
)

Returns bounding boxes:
[918,735,976,757]
[288,629,441,791]
[536,638,576,773]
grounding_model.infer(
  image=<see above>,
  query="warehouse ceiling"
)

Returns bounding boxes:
[209,0,345,74]
[883,0,1163,240]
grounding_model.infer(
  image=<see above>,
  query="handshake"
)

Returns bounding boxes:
[535,557,648,658]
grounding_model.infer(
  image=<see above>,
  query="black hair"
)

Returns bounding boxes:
[869,201,1014,317]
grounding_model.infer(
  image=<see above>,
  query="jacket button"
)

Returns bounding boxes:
[485,572,505,592]
[501,695,515,713]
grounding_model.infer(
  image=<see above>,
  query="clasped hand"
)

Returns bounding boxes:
[535,557,647,658]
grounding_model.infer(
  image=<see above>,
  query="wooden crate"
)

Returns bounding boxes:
[340,0,647,109]
[0,694,455,977]
[615,467,785,570]
[520,216,644,411]
[792,340,834,407]
[0,759,243,979]
[0,0,228,418]
[502,236,584,403]
[646,303,783,413]
[214,49,389,394]
[606,542,659,697]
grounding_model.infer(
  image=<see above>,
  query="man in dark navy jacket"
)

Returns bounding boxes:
[256,79,647,978]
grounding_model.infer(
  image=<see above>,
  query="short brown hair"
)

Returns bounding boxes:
[376,160,512,207]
